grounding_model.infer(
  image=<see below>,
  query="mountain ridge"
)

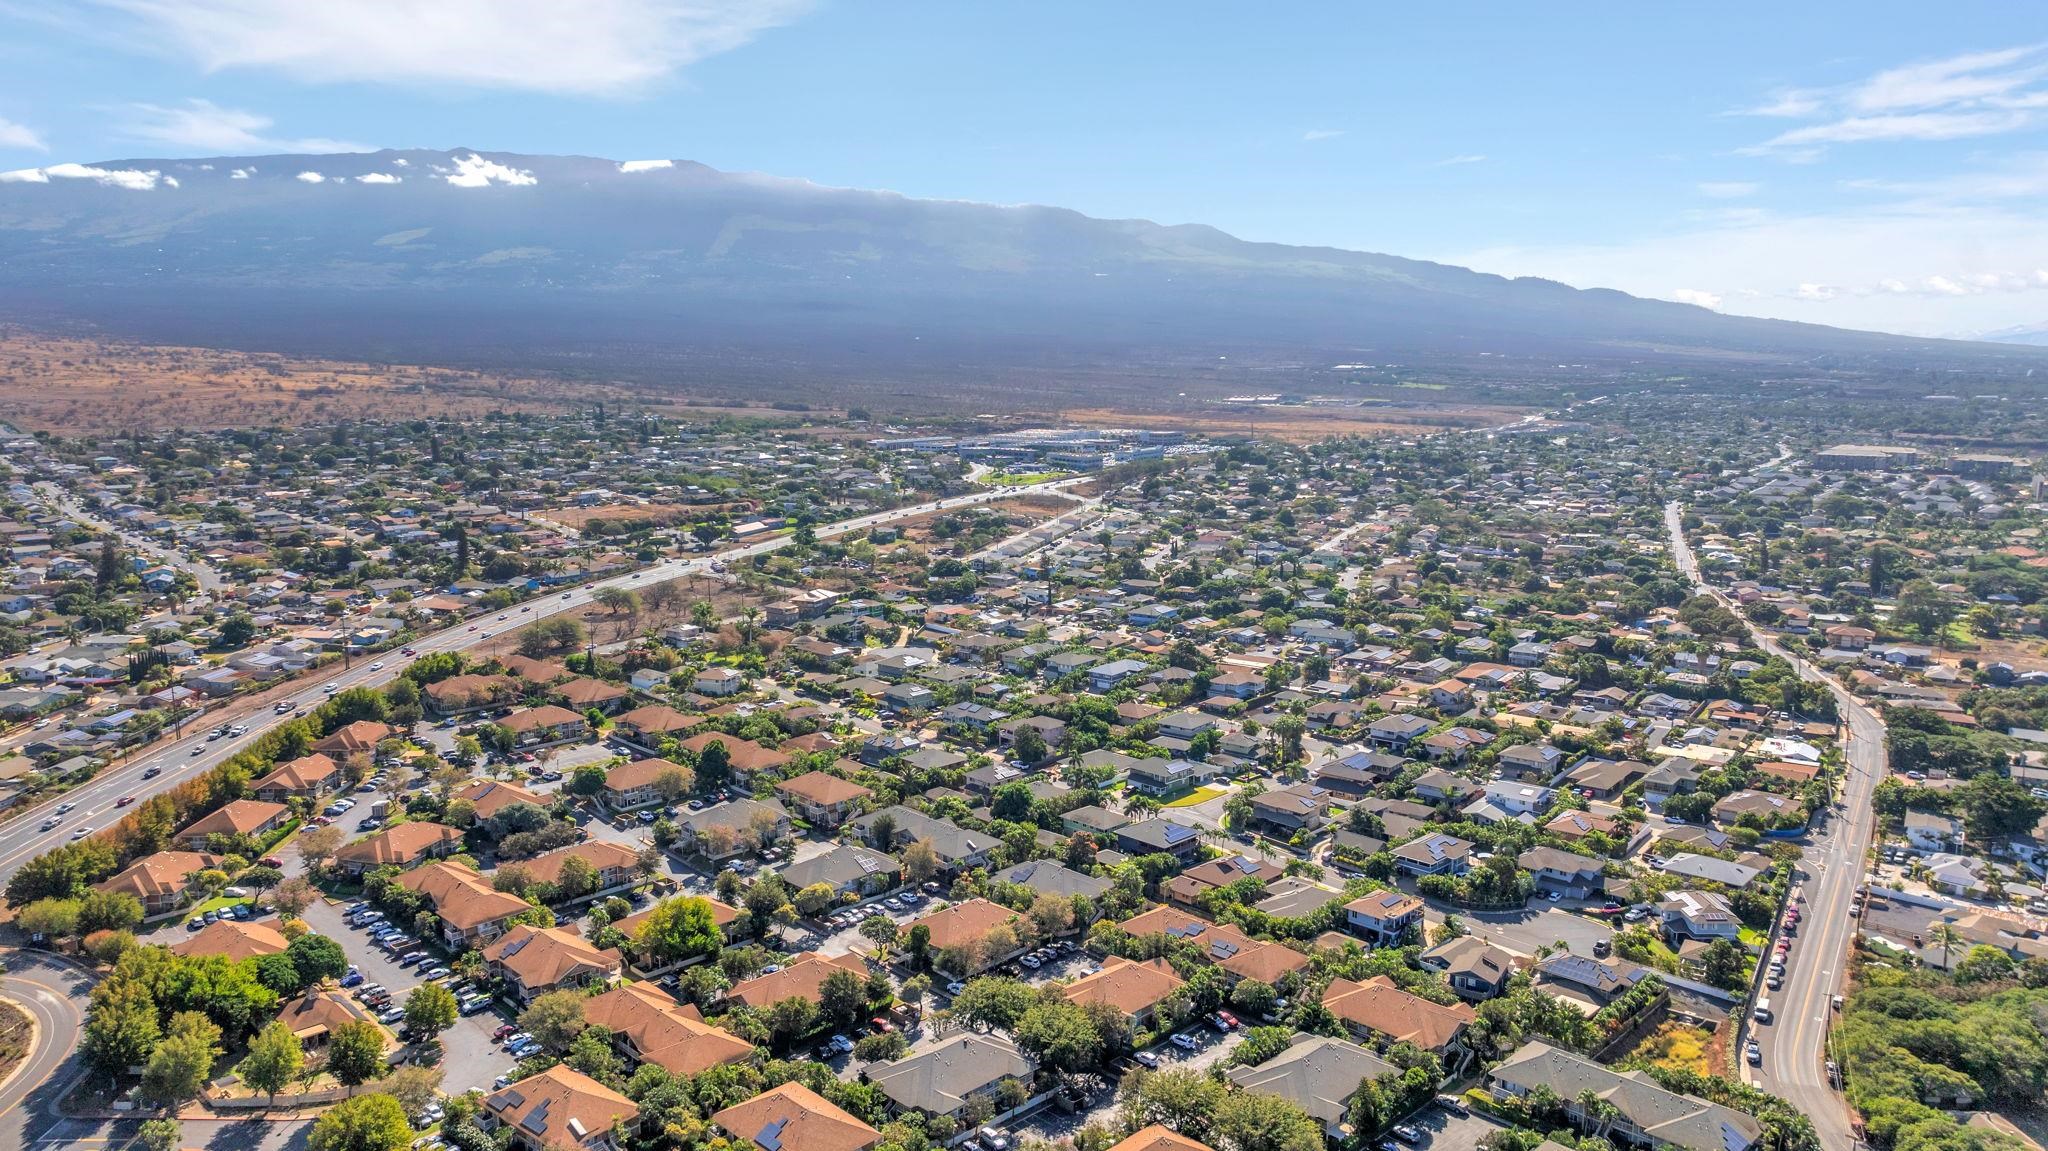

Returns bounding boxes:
[2,148,2042,405]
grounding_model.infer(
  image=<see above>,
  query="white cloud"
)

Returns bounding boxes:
[1736,46,2048,157]
[230,167,251,178]
[1697,181,1759,199]
[393,158,409,166]
[1671,288,1722,309]
[444,153,536,188]
[1794,282,1836,301]
[1925,275,1968,296]
[295,170,325,183]
[162,175,179,187]
[0,162,162,189]
[617,159,673,173]
[0,117,47,151]
[1434,153,1486,166]
[1301,129,1344,142]
[120,98,364,153]
[86,0,810,96]
[354,172,402,184]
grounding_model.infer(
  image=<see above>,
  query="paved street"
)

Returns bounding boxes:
[1668,500,1878,1151]
[0,950,93,1151]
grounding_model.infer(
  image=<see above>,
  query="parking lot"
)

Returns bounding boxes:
[1450,906,1616,960]
[1012,1025,1245,1145]
[1395,1102,1503,1151]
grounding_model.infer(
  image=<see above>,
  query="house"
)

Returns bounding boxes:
[725,951,871,1010]
[1342,890,1424,946]
[990,859,1112,904]
[1118,906,1308,986]
[1559,758,1649,801]
[584,982,753,1077]
[1906,810,1964,852]
[397,861,535,949]
[333,821,465,876]
[555,677,631,715]
[458,778,552,825]
[1166,854,1285,907]
[1087,659,1151,691]
[1061,956,1184,1037]
[601,757,686,812]
[775,772,874,828]
[276,988,378,1050]
[1125,757,1221,798]
[1322,975,1475,1064]
[905,899,1026,977]
[250,753,341,802]
[1114,817,1205,863]
[777,844,902,900]
[692,667,746,696]
[610,896,745,959]
[1428,679,1474,712]
[1658,890,1741,942]
[1419,935,1516,1001]
[868,1033,1035,1120]
[1367,712,1434,750]
[1712,789,1801,828]
[1226,1035,1397,1141]
[678,798,791,860]
[312,719,401,759]
[851,806,999,874]
[500,705,592,748]
[426,673,522,716]
[485,1066,639,1151]
[1313,750,1402,796]
[1517,847,1606,899]
[997,715,1068,759]
[483,925,623,1004]
[519,841,645,898]
[1391,833,1473,877]
[1496,743,1565,782]
[1543,810,1620,845]
[1533,954,1649,1007]
[713,1082,880,1151]
[1486,1042,1763,1151]
[176,798,290,850]
[677,732,793,776]
[94,850,220,917]
[1658,854,1761,890]
[1248,784,1333,835]
[1413,769,1480,805]
[173,918,290,962]
[610,705,698,754]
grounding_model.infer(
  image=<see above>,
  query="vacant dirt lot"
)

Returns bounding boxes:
[1061,402,1530,442]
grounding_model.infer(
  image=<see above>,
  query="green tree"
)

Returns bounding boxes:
[566,1024,623,1086]
[1119,1068,1227,1140]
[142,1011,222,1108]
[519,989,590,1051]
[138,1118,182,1151]
[308,1093,414,1151]
[288,933,350,986]
[239,1020,306,1105]
[1211,1088,1324,1151]
[77,890,144,935]
[325,1020,389,1090]
[819,969,867,1029]
[567,763,610,796]
[948,977,1038,1032]
[404,983,459,1040]
[630,895,723,964]
[1014,1001,1104,1069]
[83,977,161,1078]
[16,897,81,940]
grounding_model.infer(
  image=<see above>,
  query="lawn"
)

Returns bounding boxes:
[988,471,1068,486]
[1738,925,1766,948]
[1165,785,1229,808]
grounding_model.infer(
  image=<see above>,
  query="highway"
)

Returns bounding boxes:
[0,476,1092,887]
[1665,501,1878,1151]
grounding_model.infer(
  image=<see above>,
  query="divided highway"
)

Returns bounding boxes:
[1666,501,1878,1151]
[0,477,1091,885]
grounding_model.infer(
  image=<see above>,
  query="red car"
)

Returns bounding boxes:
[492,1023,517,1041]
[869,1017,895,1034]
[259,857,285,869]
[115,796,135,807]
[402,648,418,656]
[1216,1010,1241,1030]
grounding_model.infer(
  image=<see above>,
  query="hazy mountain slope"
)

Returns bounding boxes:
[0,149,2038,399]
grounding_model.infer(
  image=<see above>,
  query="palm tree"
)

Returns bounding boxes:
[1931,923,1965,969]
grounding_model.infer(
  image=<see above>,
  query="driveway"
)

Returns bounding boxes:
[1444,906,1614,959]
[1398,1103,1504,1151]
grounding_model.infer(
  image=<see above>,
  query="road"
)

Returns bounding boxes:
[0,475,1093,883]
[0,950,92,1151]
[32,483,228,595]
[1666,501,1878,1151]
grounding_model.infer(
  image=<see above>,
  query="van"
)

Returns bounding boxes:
[1753,1000,1773,1024]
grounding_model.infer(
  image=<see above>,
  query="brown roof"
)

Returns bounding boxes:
[397,861,532,929]
[677,733,791,775]
[1322,975,1474,1051]
[456,778,549,819]
[714,1081,880,1151]
[333,821,463,867]
[556,678,629,708]
[486,1066,638,1151]
[501,705,588,734]
[515,840,642,887]
[613,895,740,939]
[774,771,873,807]
[604,757,687,793]
[501,654,572,682]
[1061,956,1184,1016]
[94,850,219,902]
[178,798,290,842]
[172,918,289,961]
[250,753,338,793]
[277,988,370,1040]
[425,673,520,708]
[583,982,753,1076]
[725,951,868,1010]
[1344,889,1424,922]
[482,924,621,991]
[1118,906,1307,984]
[906,898,1019,954]
[1110,1127,1217,1151]
[614,704,697,735]
[312,720,399,756]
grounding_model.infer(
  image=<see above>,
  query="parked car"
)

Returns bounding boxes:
[1746,1043,1763,1065]
[1170,1033,1199,1050]
[1391,1126,1423,1145]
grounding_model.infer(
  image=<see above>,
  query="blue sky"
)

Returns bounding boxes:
[4,2,2048,336]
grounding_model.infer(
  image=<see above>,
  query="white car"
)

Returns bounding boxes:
[70,826,92,839]
[369,661,384,671]
[1170,1033,1199,1050]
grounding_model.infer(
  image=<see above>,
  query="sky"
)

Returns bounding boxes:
[3,2,2048,338]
